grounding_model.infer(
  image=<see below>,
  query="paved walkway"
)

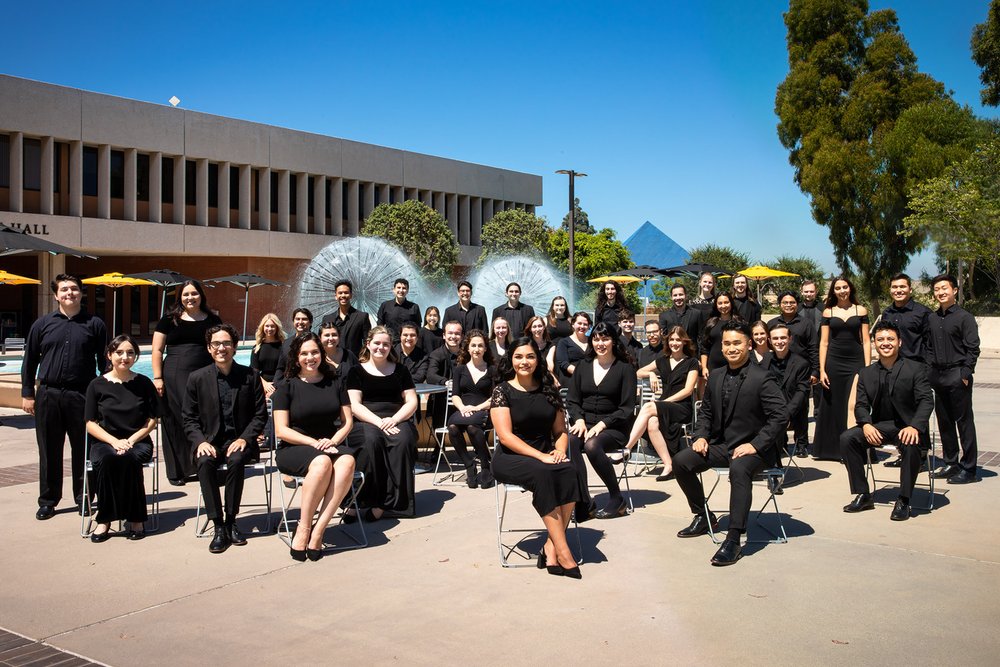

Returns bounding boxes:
[1,362,999,666]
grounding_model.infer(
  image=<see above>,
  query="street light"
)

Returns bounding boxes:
[555,169,587,307]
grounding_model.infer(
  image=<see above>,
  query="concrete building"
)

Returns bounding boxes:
[0,74,542,340]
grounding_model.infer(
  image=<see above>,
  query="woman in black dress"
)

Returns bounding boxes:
[491,337,584,579]
[489,316,511,359]
[346,326,419,521]
[151,280,222,485]
[750,320,771,365]
[447,330,496,489]
[689,271,718,316]
[320,321,359,376]
[812,276,871,460]
[525,315,556,374]
[272,333,358,561]
[556,311,592,383]
[594,280,628,331]
[85,335,159,542]
[420,306,444,353]
[699,292,740,381]
[545,296,572,343]
[566,322,636,519]
[625,326,700,480]
[250,312,286,398]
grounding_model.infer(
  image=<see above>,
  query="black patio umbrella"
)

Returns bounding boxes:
[126,269,196,316]
[607,265,668,327]
[658,262,729,278]
[203,273,287,341]
[0,223,97,258]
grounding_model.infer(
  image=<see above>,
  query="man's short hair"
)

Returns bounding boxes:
[768,321,791,336]
[394,278,409,289]
[890,273,911,286]
[777,290,800,304]
[930,274,957,289]
[618,309,635,322]
[444,320,463,333]
[506,282,521,292]
[292,307,314,322]
[334,279,353,292]
[719,319,752,339]
[51,273,82,292]
[870,319,900,339]
[457,280,473,291]
[400,323,419,335]
[801,279,817,290]
[670,283,686,295]
[205,323,239,345]
[644,321,661,332]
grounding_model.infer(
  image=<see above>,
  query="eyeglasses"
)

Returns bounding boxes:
[209,341,234,350]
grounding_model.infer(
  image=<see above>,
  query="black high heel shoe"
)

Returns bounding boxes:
[537,552,547,569]
[546,563,565,576]
[562,565,582,579]
[306,548,324,561]
[289,547,307,561]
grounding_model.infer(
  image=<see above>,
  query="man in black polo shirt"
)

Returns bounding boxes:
[880,273,930,363]
[443,281,488,334]
[22,274,108,520]
[637,320,664,368]
[798,279,823,422]
[492,282,535,338]
[395,323,428,384]
[321,280,371,357]
[618,310,643,367]
[376,278,421,342]
[926,274,980,484]
[768,291,819,457]
[419,320,464,474]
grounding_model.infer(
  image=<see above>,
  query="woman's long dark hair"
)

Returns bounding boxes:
[824,275,859,308]
[104,334,140,372]
[496,336,562,409]
[456,329,495,366]
[167,279,212,324]
[595,280,628,323]
[546,296,569,328]
[583,321,630,363]
[284,331,335,380]
[664,325,697,358]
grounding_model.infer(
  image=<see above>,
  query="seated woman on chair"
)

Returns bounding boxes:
[566,322,636,519]
[448,329,496,489]
[622,326,700,481]
[272,332,358,562]
[490,337,584,579]
[346,326,419,521]
[84,334,159,543]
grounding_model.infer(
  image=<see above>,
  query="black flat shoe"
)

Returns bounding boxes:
[883,457,903,468]
[342,510,359,524]
[363,508,382,522]
[127,528,146,541]
[90,529,112,543]
[843,493,874,513]
[478,470,496,489]
[656,471,674,482]
[465,466,479,489]
[595,498,628,519]
[290,547,307,562]
[306,548,324,561]
[931,464,961,479]
[711,538,742,566]
[677,513,718,538]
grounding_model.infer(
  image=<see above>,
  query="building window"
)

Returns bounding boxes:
[289,173,297,215]
[82,146,98,197]
[54,142,64,194]
[161,157,174,203]
[373,183,381,207]
[22,138,41,191]
[230,165,239,209]
[184,160,196,206]
[307,176,315,216]
[110,150,124,198]
[0,134,9,188]
[389,187,395,205]
[270,171,278,213]
[136,153,149,202]
[208,163,218,208]
[342,181,349,219]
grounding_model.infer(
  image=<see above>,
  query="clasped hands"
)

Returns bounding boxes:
[862,423,919,446]
[378,417,400,434]
[569,419,604,440]
[197,438,247,458]
[691,438,756,458]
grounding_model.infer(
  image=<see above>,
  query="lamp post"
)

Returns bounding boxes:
[555,169,587,308]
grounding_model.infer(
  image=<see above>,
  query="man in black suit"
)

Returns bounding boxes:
[395,323,428,384]
[376,278,422,343]
[418,320,464,473]
[759,322,811,491]
[658,283,705,347]
[183,324,268,553]
[840,320,934,521]
[673,320,787,566]
[492,282,535,338]
[443,281,488,334]
[768,291,819,457]
[321,280,371,356]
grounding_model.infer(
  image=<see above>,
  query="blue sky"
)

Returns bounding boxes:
[4,1,994,274]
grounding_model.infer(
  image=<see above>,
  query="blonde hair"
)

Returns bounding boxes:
[358,325,400,363]
[254,313,287,352]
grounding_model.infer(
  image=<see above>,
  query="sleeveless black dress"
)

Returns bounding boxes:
[811,310,869,460]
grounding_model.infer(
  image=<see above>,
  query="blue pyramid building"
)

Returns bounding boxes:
[623,221,689,299]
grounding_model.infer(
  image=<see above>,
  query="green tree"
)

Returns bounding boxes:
[560,198,595,234]
[478,209,550,265]
[972,0,1000,107]
[651,243,751,304]
[766,255,826,299]
[775,0,952,317]
[547,227,640,312]
[361,200,458,284]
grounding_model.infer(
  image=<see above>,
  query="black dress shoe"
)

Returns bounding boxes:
[35,506,55,521]
[478,470,496,489]
[710,538,742,566]
[843,493,875,513]
[767,476,784,496]
[465,466,479,489]
[90,528,112,543]
[677,512,718,538]
[931,464,961,479]
[168,478,186,487]
[209,526,230,554]
[884,457,903,468]
[947,470,978,485]
[795,445,809,459]
[228,523,247,546]
[595,498,628,519]
[890,498,910,521]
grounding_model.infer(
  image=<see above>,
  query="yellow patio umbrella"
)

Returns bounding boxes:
[82,272,157,336]
[0,269,42,285]
[585,275,642,284]
[735,265,800,302]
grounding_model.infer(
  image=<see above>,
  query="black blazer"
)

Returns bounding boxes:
[659,306,705,348]
[321,307,372,357]
[756,352,811,420]
[693,362,788,465]
[183,363,268,453]
[427,346,458,385]
[853,357,933,432]
[443,302,488,335]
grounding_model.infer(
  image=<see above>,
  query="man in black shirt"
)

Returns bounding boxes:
[637,320,664,368]
[22,274,108,520]
[618,311,643,367]
[798,280,823,422]
[880,273,930,363]
[840,320,934,520]
[376,278,421,343]
[443,281,488,334]
[761,322,811,474]
[926,275,980,484]
[492,282,535,338]
[658,283,705,348]
[321,280,371,357]
[731,274,762,324]
[395,323,428,383]
[183,324,268,553]
[768,291,819,457]
[419,320,464,473]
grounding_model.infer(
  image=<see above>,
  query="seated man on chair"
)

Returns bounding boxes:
[183,324,268,554]
[840,320,933,521]
[673,320,788,566]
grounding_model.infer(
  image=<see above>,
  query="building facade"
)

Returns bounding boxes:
[0,74,542,340]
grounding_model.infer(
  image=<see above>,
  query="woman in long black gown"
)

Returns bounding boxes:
[272,333,358,561]
[491,337,584,578]
[151,280,222,485]
[447,330,496,489]
[566,322,636,519]
[85,335,159,542]
[812,276,871,460]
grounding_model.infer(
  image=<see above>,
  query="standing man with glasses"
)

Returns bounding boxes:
[444,281,488,334]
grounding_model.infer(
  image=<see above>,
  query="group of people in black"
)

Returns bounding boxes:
[19,268,981,570]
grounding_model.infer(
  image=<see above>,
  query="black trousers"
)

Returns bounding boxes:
[196,441,248,523]
[930,369,978,473]
[35,385,87,508]
[792,400,809,449]
[673,444,765,533]
[840,422,925,499]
